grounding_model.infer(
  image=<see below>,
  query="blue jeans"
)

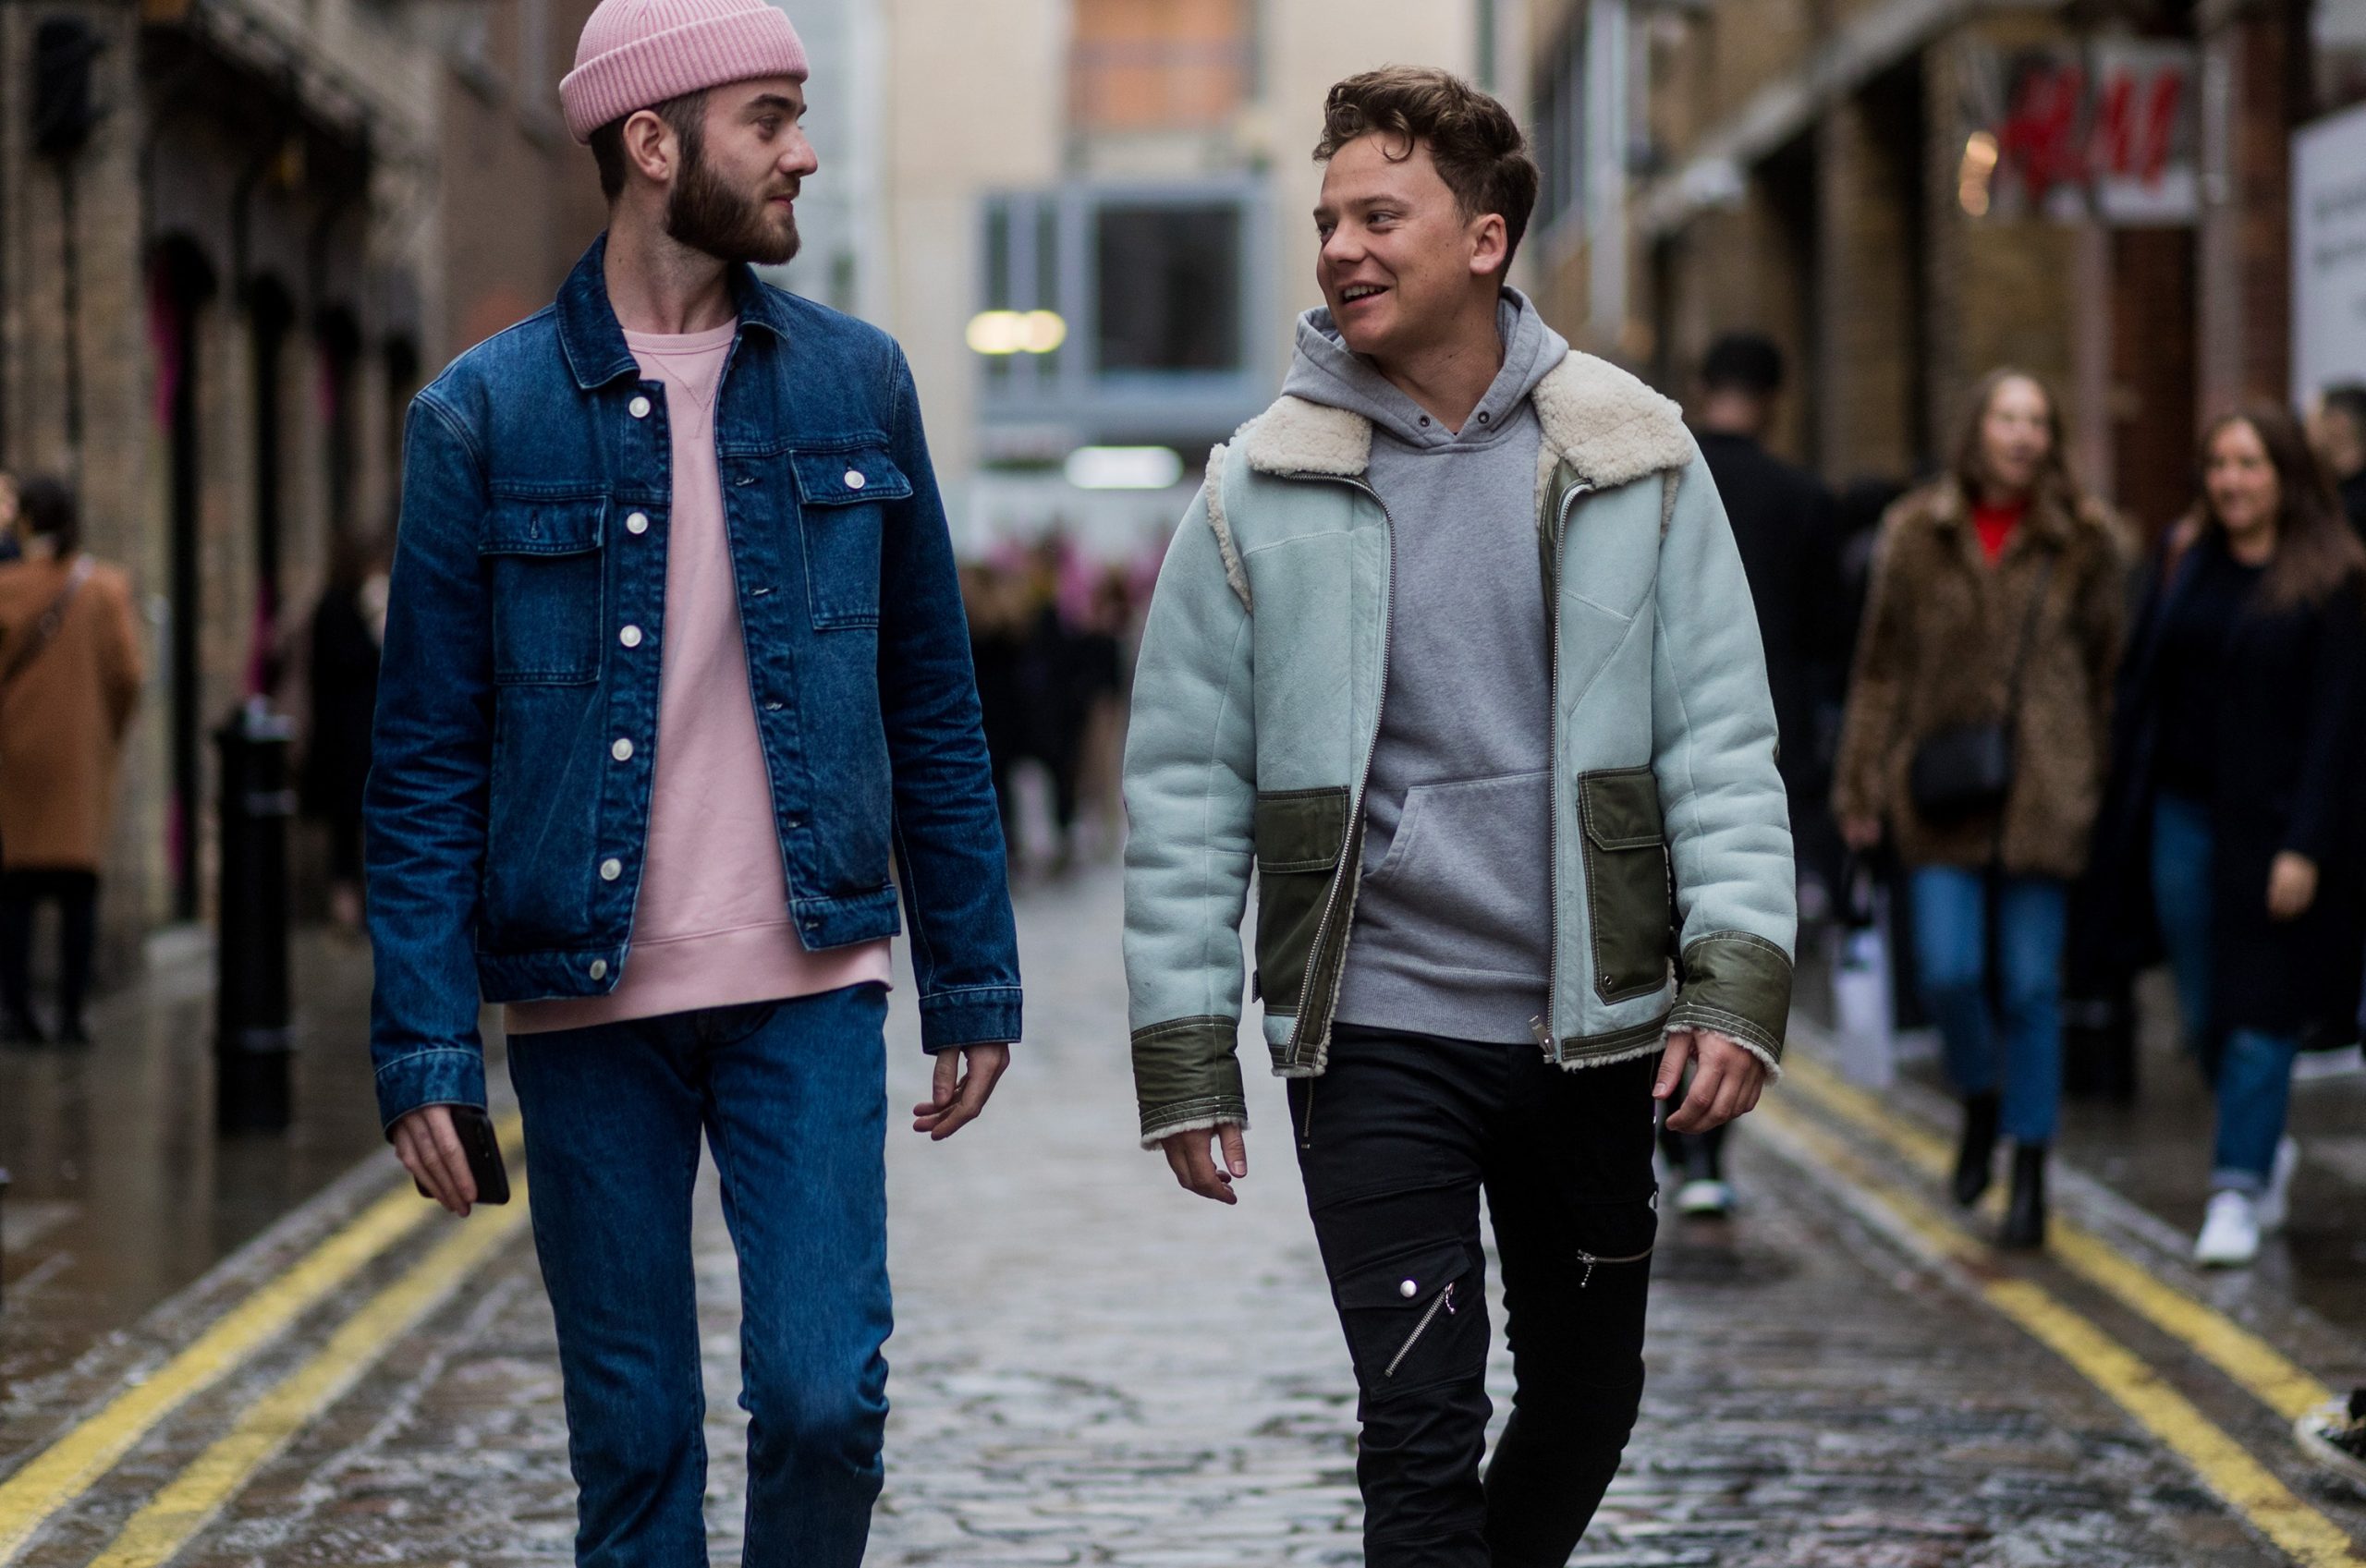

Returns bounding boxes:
[1909,868,2067,1145]
[2150,794,2299,1194]
[507,985,893,1568]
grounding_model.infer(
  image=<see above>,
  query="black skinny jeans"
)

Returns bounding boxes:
[0,869,100,1027]
[1290,1026,1661,1568]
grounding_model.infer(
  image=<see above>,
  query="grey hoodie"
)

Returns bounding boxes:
[1280,289,1569,1046]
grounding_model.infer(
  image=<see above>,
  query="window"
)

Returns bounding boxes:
[974,180,1265,439]
[1535,15,1589,232]
[1093,203,1242,372]
[1070,0,1250,133]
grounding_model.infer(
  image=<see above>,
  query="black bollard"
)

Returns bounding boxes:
[215,701,297,1133]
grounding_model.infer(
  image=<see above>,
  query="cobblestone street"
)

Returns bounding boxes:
[5,868,2363,1565]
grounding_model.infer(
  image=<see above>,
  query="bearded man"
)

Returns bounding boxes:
[364,2,1021,1562]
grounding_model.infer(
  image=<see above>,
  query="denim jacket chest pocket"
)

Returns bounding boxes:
[789,446,909,630]
[479,494,607,684]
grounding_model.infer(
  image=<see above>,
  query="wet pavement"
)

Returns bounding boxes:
[0,870,2360,1563]
[0,928,403,1405]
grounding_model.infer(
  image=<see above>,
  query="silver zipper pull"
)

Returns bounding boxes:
[1444,1282,1457,1315]
[1530,1017,1555,1057]
[1577,1251,1596,1289]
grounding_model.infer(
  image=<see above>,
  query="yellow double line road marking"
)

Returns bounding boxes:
[1784,1052,2336,1418]
[86,1187,528,1568]
[0,1114,523,1565]
[1762,1061,2363,1566]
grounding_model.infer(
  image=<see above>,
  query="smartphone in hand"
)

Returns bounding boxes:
[412,1103,513,1206]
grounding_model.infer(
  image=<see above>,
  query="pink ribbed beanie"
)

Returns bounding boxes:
[560,0,808,144]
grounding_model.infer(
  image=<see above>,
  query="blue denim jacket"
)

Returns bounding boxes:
[365,237,1021,1131]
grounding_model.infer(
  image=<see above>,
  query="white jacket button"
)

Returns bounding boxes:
[628,396,652,419]
[600,857,622,881]
[626,511,650,535]
[619,625,643,649]
[611,738,634,761]
[589,958,609,979]
[843,468,865,490]
[1398,1279,1417,1298]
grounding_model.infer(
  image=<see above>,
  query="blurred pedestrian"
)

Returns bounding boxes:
[1834,370,2126,1249]
[303,525,389,933]
[2084,406,2366,1268]
[1672,330,1844,1217]
[1127,68,1791,1566]
[0,478,144,1043]
[2311,383,2366,541]
[0,471,22,565]
[366,4,1019,1561]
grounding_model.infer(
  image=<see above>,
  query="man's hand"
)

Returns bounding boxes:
[1656,1028,1768,1135]
[1159,1124,1248,1205]
[2267,852,2319,922]
[393,1105,478,1217]
[912,1043,1010,1139]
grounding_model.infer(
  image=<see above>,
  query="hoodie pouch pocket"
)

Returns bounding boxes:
[1579,768,1673,1003]
[1253,788,1348,1014]
[481,496,606,686]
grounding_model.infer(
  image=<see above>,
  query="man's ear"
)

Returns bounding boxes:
[1468,213,1509,280]
[621,107,675,188]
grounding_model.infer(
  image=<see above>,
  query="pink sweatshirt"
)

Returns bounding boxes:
[506,321,892,1035]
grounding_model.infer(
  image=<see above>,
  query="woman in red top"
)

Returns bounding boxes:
[1834,371,2128,1249]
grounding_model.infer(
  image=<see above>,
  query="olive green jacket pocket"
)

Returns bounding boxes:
[1252,788,1350,1014]
[1578,768,1674,1003]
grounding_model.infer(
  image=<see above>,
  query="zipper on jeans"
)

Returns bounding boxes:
[1282,474,1397,1064]
[1298,1078,1316,1150]
[1573,1245,1655,1289]
[1384,1280,1458,1378]
[1530,477,1593,1061]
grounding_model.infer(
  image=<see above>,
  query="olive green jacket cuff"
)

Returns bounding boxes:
[1132,1015,1250,1149]
[1666,930,1792,1074]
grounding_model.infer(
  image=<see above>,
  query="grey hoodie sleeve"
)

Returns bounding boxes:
[1121,464,1258,1147]
[1650,453,1798,1070]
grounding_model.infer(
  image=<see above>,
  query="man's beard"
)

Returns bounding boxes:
[665,149,800,267]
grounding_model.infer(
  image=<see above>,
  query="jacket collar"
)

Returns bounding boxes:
[1237,348,1695,490]
[555,232,796,392]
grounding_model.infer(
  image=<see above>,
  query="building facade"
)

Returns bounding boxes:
[877,0,1521,562]
[1527,0,2366,536]
[0,0,609,964]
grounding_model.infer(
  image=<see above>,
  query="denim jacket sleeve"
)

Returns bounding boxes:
[364,393,495,1132]
[878,347,1024,1051]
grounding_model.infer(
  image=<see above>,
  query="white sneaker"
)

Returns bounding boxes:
[1677,1178,1736,1217]
[2257,1136,2301,1234]
[2195,1190,2262,1267]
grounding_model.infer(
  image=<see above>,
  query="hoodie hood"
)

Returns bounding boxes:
[1280,286,1568,450]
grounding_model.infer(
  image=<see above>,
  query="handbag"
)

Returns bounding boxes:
[1908,553,2055,824]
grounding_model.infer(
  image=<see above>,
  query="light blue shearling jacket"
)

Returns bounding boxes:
[1121,349,1796,1147]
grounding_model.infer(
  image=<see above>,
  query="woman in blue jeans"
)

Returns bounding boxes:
[1835,371,2128,1249]
[2084,405,2366,1267]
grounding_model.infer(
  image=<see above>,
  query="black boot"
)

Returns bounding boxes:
[2000,1142,2048,1250]
[1952,1091,2001,1208]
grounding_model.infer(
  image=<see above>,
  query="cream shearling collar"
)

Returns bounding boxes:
[1237,349,1695,491]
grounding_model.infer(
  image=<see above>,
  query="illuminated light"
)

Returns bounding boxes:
[967,309,1069,356]
[1065,445,1185,490]
[1021,310,1068,353]
[967,310,1026,355]
[1958,129,2000,217]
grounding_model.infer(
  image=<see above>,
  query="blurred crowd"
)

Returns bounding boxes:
[959,536,1154,880]
[1677,333,2366,1275]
